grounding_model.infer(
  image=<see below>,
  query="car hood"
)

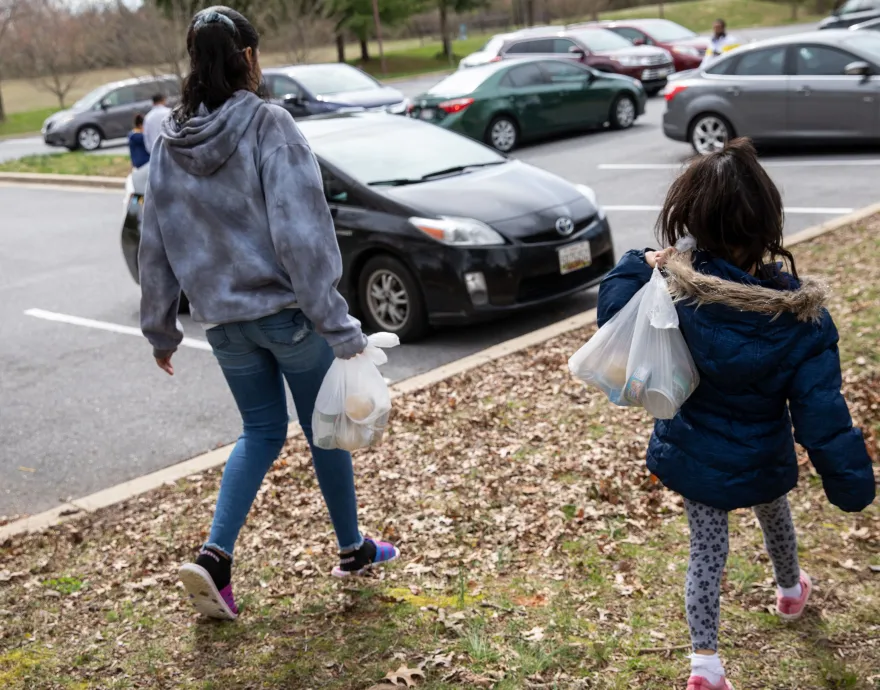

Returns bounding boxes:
[319,86,405,108]
[667,36,709,49]
[594,45,669,59]
[378,160,596,234]
[43,109,76,128]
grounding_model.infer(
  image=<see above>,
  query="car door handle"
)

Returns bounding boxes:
[725,86,740,96]
[798,85,811,96]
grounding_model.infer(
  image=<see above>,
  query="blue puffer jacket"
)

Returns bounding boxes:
[597,249,875,513]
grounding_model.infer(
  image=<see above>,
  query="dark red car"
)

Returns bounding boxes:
[595,19,709,72]
[459,26,675,95]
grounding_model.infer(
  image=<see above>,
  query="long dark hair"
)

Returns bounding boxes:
[657,137,797,280]
[175,6,260,123]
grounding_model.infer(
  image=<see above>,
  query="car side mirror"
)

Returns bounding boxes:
[845,60,871,77]
[632,38,646,46]
[324,178,348,203]
[99,100,110,110]
[568,46,587,58]
[284,93,305,106]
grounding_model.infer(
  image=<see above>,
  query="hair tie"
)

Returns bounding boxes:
[193,9,236,35]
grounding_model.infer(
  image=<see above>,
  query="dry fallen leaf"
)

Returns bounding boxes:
[382,665,425,687]
[522,626,545,642]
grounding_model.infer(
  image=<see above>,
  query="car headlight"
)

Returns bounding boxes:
[409,216,505,246]
[387,99,409,114]
[673,46,702,58]
[617,55,640,66]
[575,184,606,219]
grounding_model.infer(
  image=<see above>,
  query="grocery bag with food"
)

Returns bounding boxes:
[312,332,399,452]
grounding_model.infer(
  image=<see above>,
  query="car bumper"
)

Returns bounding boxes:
[418,216,615,325]
[662,111,688,142]
[43,128,75,148]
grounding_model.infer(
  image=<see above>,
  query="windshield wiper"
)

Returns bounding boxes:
[420,161,506,180]
[368,178,423,187]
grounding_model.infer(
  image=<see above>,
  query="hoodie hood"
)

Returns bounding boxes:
[664,252,828,323]
[160,91,263,176]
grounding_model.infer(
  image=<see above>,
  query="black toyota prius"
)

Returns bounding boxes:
[121,112,614,341]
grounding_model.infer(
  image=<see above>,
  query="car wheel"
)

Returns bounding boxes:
[486,116,519,153]
[610,95,637,129]
[689,114,732,155]
[77,126,103,151]
[358,255,428,342]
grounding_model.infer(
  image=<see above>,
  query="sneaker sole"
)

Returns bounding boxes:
[179,563,237,621]
[330,546,400,578]
[777,572,812,622]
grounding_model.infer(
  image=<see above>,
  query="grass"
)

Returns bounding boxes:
[0,152,133,177]
[0,217,878,688]
[0,107,57,139]
[599,0,823,30]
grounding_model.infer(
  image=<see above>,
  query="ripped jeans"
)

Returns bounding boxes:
[203,309,363,557]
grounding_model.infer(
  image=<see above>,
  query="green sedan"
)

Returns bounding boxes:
[409,57,647,152]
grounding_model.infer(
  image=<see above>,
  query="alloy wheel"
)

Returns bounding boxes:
[78,127,102,151]
[615,98,636,128]
[692,116,729,155]
[366,269,410,332]
[490,119,517,152]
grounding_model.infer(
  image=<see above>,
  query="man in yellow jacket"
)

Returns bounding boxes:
[702,19,740,65]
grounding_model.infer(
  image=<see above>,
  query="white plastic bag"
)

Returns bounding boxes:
[568,282,649,406]
[622,268,699,419]
[312,333,399,451]
[569,268,699,419]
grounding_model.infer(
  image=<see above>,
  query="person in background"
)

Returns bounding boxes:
[128,114,150,169]
[142,93,171,155]
[138,6,399,622]
[596,139,874,690]
[702,18,740,65]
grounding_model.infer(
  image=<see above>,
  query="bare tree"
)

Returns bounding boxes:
[0,0,21,122]
[142,0,191,81]
[15,0,92,109]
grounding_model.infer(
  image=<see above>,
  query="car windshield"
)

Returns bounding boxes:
[643,20,697,42]
[839,0,870,12]
[480,36,506,54]
[571,29,635,51]
[428,69,493,96]
[71,85,112,111]
[289,65,379,95]
[844,33,880,61]
[308,119,506,185]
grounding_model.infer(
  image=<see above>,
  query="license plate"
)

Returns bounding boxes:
[420,108,435,120]
[558,241,592,275]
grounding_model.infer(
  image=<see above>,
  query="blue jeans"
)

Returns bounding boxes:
[203,309,363,557]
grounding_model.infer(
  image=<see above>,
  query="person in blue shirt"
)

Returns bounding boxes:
[128,114,150,169]
[597,138,874,690]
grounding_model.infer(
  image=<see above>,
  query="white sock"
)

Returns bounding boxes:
[779,582,802,599]
[691,653,725,685]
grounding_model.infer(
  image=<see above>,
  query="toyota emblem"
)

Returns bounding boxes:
[555,217,575,236]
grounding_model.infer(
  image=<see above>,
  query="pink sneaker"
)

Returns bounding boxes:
[777,570,812,621]
[687,676,735,690]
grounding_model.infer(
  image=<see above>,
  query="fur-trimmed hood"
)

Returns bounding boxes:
[664,252,828,323]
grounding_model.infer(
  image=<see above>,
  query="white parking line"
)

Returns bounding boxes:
[24,308,212,351]
[599,159,880,171]
[604,205,853,215]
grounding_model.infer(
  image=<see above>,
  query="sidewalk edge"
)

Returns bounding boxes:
[3,203,878,542]
[0,171,125,189]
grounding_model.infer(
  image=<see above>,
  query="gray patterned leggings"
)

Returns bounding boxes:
[684,495,800,651]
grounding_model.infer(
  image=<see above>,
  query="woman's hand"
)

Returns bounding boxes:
[646,248,675,269]
[155,354,174,376]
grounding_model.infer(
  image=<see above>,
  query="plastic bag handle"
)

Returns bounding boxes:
[362,332,400,366]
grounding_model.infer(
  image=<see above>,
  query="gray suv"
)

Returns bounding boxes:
[42,75,180,151]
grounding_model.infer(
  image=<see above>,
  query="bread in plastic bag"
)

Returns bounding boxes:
[312,332,399,451]
[568,282,649,406]
[623,268,699,419]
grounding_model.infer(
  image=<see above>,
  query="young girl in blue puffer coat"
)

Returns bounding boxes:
[597,138,875,690]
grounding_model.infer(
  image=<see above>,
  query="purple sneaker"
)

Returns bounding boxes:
[331,538,400,578]
[179,562,238,620]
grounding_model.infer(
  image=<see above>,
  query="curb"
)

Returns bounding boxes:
[2,203,878,542]
[0,171,125,189]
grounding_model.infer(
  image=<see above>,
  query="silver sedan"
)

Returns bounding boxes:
[662,30,880,154]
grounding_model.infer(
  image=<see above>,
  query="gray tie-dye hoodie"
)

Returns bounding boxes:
[138,90,367,359]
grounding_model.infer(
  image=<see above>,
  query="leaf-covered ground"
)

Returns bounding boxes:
[2,219,879,690]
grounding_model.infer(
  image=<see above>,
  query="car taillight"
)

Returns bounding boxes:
[490,56,502,62]
[438,98,474,114]
[665,85,688,102]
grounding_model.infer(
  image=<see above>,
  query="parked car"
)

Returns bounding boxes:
[819,0,880,29]
[409,57,646,152]
[122,113,613,341]
[262,63,408,118]
[851,16,880,30]
[458,26,675,95]
[598,19,710,72]
[662,30,880,154]
[42,75,179,151]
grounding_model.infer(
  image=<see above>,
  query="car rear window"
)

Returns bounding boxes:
[308,119,506,186]
[733,47,786,76]
[428,68,495,96]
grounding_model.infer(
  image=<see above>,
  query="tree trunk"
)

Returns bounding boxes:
[525,0,534,26]
[791,0,799,20]
[0,74,5,124]
[336,33,346,63]
[360,37,370,62]
[440,3,451,59]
